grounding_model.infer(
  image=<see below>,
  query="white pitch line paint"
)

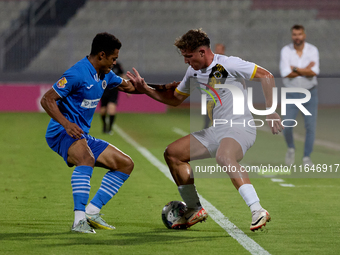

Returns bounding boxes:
[294,185,336,188]
[115,125,271,255]
[271,178,285,182]
[172,127,189,136]
[279,183,295,187]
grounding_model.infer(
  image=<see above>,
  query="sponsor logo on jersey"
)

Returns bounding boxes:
[102,80,107,89]
[81,98,100,109]
[56,77,67,88]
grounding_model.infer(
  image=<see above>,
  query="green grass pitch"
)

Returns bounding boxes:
[0,107,339,254]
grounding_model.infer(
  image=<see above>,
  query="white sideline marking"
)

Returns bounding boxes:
[272,178,295,187]
[172,127,189,136]
[295,185,335,188]
[271,178,285,182]
[279,183,295,187]
[115,125,271,255]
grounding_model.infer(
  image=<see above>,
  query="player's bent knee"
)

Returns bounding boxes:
[164,147,170,161]
[118,154,134,175]
[164,147,177,165]
[125,156,134,174]
[164,146,171,159]
[164,145,182,163]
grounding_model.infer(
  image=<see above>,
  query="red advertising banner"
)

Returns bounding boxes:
[0,83,167,113]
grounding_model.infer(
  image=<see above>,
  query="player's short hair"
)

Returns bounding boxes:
[291,24,305,32]
[90,32,122,56]
[174,28,210,52]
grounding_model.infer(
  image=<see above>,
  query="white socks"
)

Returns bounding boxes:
[238,184,262,212]
[178,184,202,209]
[73,203,100,228]
[73,210,85,228]
[85,203,101,215]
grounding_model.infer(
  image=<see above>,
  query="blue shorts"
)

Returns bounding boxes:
[46,130,109,167]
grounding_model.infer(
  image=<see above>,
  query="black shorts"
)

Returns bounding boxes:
[101,88,119,106]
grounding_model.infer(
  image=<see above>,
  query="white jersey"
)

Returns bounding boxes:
[280,42,319,89]
[176,54,257,133]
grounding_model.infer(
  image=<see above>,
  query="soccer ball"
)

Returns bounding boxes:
[161,201,187,229]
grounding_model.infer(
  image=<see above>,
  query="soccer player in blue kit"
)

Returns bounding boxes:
[41,32,139,233]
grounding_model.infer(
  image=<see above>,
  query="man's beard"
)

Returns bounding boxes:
[294,39,304,46]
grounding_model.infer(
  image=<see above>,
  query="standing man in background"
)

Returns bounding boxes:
[100,62,127,135]
[280,24,320,167]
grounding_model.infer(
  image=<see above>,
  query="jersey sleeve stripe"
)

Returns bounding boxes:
[175,88,190,96]
[250,64,258,80]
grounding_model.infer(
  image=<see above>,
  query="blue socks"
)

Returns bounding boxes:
[71,166,93,212]
[71,166,130,212]
[90,171,130,210]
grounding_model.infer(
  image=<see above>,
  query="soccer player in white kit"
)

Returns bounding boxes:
[127,29,283,231]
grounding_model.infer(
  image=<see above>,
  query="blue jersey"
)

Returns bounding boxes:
[46,57,123,137]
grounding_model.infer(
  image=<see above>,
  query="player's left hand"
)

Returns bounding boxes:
[126,68,148,93]
[266,112,284,135]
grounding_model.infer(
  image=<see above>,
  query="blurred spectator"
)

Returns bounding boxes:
[214,43,225,55]
[100,62,127,134]
[279,24,320,166]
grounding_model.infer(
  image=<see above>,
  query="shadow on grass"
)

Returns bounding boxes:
[0,224,231,248]
[45,228,230,247]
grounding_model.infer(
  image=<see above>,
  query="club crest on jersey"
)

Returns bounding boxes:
[102,80,107,89]
[213,71,222,79]
[56,77,67,88]
[209,64,229,85]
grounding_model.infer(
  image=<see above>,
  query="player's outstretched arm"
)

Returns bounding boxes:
[40,88,84,139]
[253,66,284,135]
[117,79,179,95]
[126,68,187,106]
[117,79,143,94]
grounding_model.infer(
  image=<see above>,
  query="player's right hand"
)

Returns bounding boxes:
[64,122,84,139]
[126,68,148,93]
